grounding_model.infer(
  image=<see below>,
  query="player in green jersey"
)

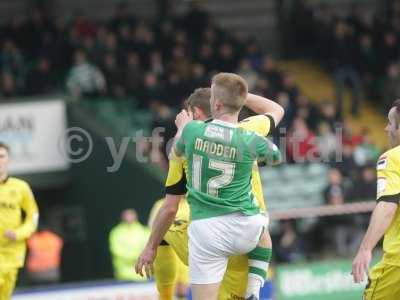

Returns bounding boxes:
[136,73,281,300]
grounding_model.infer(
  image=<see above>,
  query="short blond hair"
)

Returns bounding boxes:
[211,73,248,113]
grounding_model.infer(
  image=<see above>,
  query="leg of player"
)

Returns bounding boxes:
[153,243,179,300]
[245,230,273,300]
[192,283,221,300]
[0,268,18,300]
[175,261,189,300]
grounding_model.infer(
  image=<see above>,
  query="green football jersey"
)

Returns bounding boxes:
[175,119,281,220]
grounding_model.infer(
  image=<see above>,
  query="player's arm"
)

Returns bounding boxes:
[254,134,282,165]
[135,194,182,278]
[352,154,399,283]
[245,93,285,127]
[172,109,194,156]
[13,182,39,241]
[136,157,186,278]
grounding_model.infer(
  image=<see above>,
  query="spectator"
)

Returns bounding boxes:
[197,44,217,73]
[216,42,237,72]
[331,21,362,116]
[184,1,210,37]
[138,72,165,108]
[335,143,358,179]
[1,71,17,98]
[1,40,24,78]
[281,73,300,103]
[286,117,318,163]
[109,209,149,281]
[274,220,305,263]
[26,58,56,95]
[26,224,63,285]
[356,34,377,93]
[294,95,320,131]
[353,129,380,167]
[108,2,136,32]
[102,54,126,98]
[383,63,400,111]
[316,121,338,162]
[260,55,282,93]
[377,32,399,75]
[168,46,191,80]
[323,168,355,257]
[350,165,376,200]
[149,51,165,77]
[318,101,340,130]
[66,50,107,98]
[237,59,258,91]
[125,52,142,96]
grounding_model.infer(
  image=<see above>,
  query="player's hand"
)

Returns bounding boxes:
[4,230,17,241]
[175,109,193,130]
[351,249,372,283]
[135,246,157,279]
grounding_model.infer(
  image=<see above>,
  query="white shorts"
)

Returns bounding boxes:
[188,212,266,284]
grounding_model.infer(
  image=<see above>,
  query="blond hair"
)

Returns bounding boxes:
[211,73,248,113]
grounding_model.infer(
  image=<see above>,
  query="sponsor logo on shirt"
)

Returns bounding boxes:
[377,177,387,195]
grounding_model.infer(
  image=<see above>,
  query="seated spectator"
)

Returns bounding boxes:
[274,220,305,263]
[286,117,318,163]
[293,95,320,131]
[138,72,165,108]
[1,40,24,76]
[216,42,237,72]
[318,101,340,130]
[1,72,17,98]
[350,165,376,200]
[109,209,150,281]
[27,224,63,285]
[102,53,126,99]
[281,73,300,103]
[382,63,400,111]
[260,55,282,93]
[237,59,258,91]
[353,129,380,167]
[341,121,363,148]
[335,143,358,180]
[316,121,338,162]
[323,168,361,257]
[66,49,107,98]
[26,57,55,95]
[125,52,142,96]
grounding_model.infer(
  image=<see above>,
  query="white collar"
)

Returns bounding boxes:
[211,119,238,128]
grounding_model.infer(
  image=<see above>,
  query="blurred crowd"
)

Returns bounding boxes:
[284,0,400,115]
[1,1,383,266]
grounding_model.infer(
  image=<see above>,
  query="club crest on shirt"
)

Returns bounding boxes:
[377,156,387,170]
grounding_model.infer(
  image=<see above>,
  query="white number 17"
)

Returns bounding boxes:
[192,154,235,197]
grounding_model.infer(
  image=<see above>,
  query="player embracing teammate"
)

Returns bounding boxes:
[136,73,284,300]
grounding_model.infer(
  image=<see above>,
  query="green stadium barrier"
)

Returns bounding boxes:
[275,258,379,300]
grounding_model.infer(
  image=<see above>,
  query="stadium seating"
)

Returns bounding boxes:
[260,163,329,211]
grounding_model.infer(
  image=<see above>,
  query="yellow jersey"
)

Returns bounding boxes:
[376,145,400,266]
[161,115,272,218]
[0,177,39,270]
